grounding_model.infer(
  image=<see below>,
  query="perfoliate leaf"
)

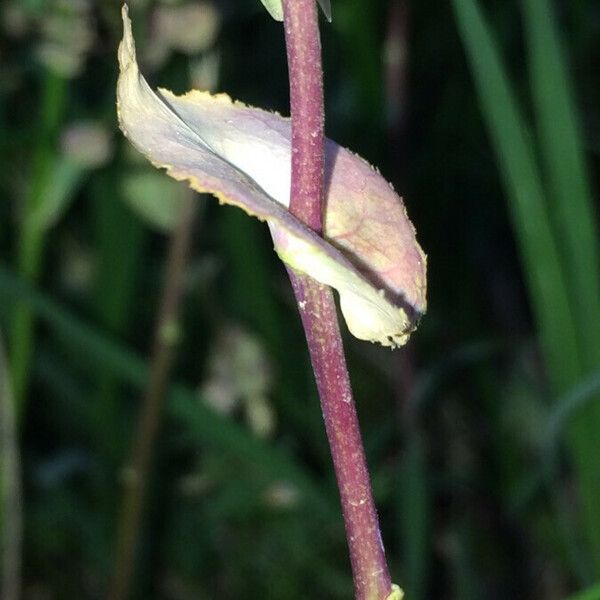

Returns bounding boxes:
[259,0,332,22]
[117,5,426,348]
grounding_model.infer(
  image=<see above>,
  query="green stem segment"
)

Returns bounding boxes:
[281,1,393,598]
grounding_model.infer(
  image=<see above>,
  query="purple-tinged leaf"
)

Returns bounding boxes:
[117,5,426,348]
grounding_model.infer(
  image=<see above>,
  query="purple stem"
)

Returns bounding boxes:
[283,0,324,232]
[282,1,393,598]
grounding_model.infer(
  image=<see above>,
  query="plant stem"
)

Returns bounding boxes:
[107,194,196,600]
[289,274,394,600]
[282,0,324,232]
[282,1,393,598]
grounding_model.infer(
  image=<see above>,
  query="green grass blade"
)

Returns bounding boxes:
[523,0,600,369]
[0,331,22,600]
[90,171,147,462]
[450,0,579,393]
[452,0,600,577]
[397,433,429,600]
[11,70,67,410]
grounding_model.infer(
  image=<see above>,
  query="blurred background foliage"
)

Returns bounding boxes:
[1,0,600,598]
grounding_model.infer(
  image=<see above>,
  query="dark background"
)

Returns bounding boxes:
[1,0,600,598]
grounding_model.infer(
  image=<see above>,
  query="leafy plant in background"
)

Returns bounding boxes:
[116,0,426,597]
[0,332,21,600]
[452,0,600,585]
[10,1,102,410]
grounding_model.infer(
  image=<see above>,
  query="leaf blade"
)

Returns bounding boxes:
[117,5,426,348]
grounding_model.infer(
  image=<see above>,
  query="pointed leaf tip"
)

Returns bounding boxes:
[259,0,283,21]
[318,0,332,22]
[118,4,136,71]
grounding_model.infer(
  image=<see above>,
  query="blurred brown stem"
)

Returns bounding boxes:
[384,0,409,140]
[384,0,410,189]
[107,194,196,600]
